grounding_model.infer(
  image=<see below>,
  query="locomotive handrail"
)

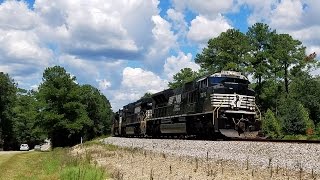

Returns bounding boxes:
[255,103,262,121]
[212,99,225,125]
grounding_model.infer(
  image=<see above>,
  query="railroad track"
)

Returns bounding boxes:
[229,137,320,144]
[117,135,320,144]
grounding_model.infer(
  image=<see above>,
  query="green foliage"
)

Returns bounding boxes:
[246,23,275,84]
[279,98,314,135]
[0,72,17,150]
[38,66,91,147]
[0,148,106,179]
[141,92,152,99]
[79,84,112,140]
[315,123,320,137]
[270,33,306,93]
[37,66,112,147]
[195,29,251,74]
[289,73,320,125]
[168,68,198,89]
[12,90,46,146]
[262,109,282,138]
[0,66,112,148]
[258,80,280,112]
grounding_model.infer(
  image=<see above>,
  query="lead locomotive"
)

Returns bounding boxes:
[112,71,261,139]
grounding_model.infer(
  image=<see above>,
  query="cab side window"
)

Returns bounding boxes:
[199,78,208,89]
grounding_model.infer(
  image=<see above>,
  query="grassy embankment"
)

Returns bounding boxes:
[0,147,107,180]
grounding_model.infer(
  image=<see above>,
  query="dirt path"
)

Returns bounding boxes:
[0,151,28,155]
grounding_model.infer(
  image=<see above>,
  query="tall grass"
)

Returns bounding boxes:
[51,148,106,180]
[0,148,107,180]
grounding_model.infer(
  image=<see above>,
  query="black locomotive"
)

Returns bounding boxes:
[112,71,261,139]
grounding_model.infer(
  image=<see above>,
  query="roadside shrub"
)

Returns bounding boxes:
[262,109,282,138]
[279,98,315,135]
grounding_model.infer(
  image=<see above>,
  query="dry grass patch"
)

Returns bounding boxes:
[74,142,319,180]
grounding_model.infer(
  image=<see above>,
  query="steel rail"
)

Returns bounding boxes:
[228,138,320,144]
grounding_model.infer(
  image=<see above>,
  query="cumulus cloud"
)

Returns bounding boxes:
[187,15,232,44]
[121,67,167,93]
[145,15,177,69]
[0,1,39,30]
[167,8,188,36]
[172,0,234,18]
[58,54,125,90]
[0,1,53,88]
[164,52,200,81]
[240,0,320,58]
[236,0,277,26]
[269,0,304,29]
[34,0,160,60]
[110,67,168,110]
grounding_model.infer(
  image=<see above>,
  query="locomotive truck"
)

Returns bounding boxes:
[112,71,261,139]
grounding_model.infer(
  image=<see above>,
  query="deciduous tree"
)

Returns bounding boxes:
[38,66,91,147]
[0,72,17,150]
[168,68,198,89]
[195,29,251,74]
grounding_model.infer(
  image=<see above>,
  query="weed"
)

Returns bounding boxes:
[268,157,272,168]
[299,163,303,180]
[150,168,154,180]
[162,153,166,159]
[221,160,224,175]
[112,169,124,180]
[246,157,249,170]
[194,158,198,172]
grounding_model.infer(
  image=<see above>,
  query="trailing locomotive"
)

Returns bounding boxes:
[112,71,261,139]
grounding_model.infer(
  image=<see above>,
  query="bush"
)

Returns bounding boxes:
[279,98,315,135]
[262,109,282,138]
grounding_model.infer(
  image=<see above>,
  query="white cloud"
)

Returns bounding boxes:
[97,79,111,90]
[290,26,320,45]
[237,0,278,25]
[145,15,177,68]
[187,15,232,43]
[122,67,167,93]
[0,1,39,30]
[269,0,304,29]
[167,8,187,35]
[0,1,53,88]
[34,0,160,60]
[58,54,125,89]
[239,0,320,75]
[0,30,52,88]
[172,0,234,18]
[110,67,168,110]
[164,52,200,81]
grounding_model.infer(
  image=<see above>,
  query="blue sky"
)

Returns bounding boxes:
[0,0,319,110]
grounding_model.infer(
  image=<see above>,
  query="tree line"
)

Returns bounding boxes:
[169,23,320,139]
[0,66,112,150]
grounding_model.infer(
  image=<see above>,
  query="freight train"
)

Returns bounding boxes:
[112,71,261,139]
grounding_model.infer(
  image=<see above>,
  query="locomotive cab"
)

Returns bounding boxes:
[208,71,260,138]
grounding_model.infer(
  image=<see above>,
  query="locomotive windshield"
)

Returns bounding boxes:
[209,77,249,85]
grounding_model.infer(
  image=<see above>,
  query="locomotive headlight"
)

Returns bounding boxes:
[249,107,253,111]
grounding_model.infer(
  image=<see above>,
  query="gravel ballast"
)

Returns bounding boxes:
[103,137,320,173]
